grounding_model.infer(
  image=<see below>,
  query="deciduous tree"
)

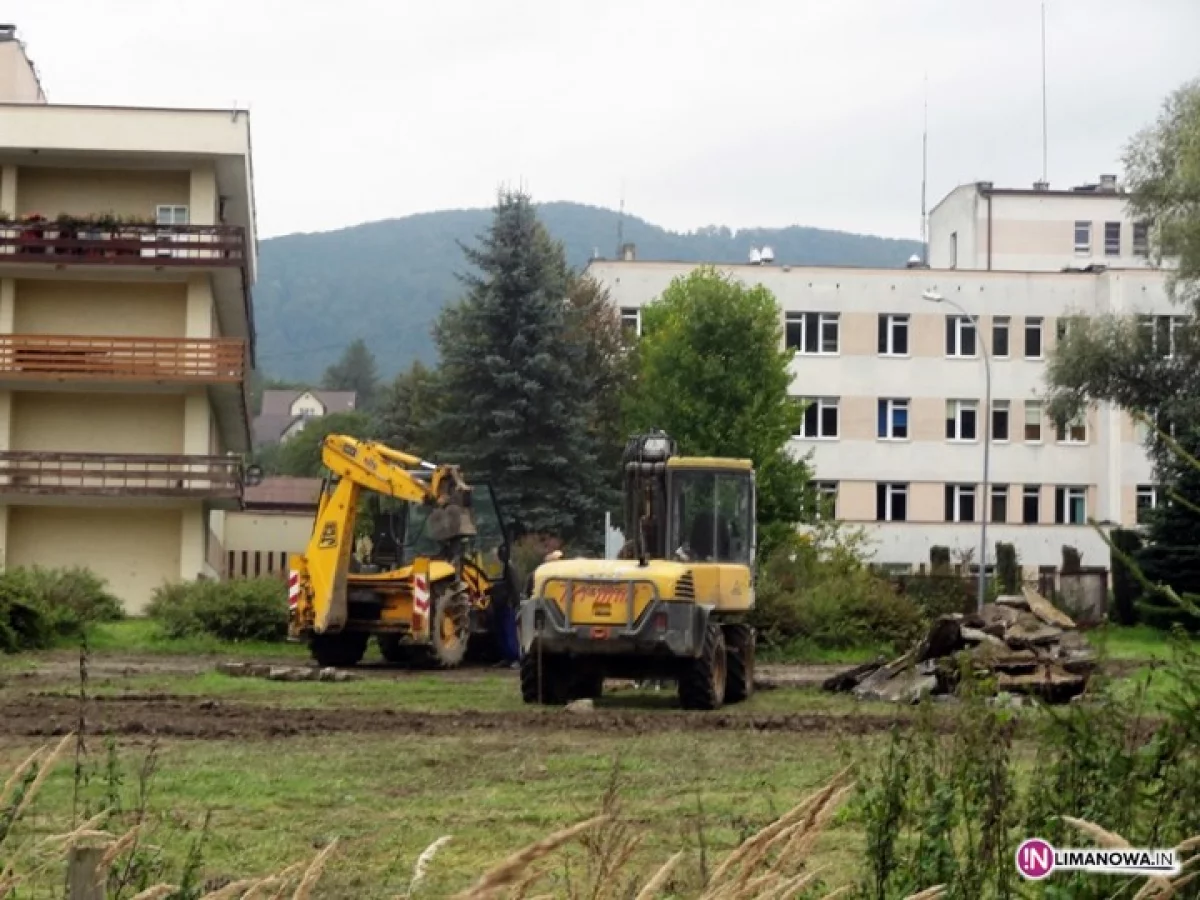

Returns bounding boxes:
[276,410,375,477]
[623,266,810,558]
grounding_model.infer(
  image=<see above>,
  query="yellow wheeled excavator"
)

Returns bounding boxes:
[287,434,520,668]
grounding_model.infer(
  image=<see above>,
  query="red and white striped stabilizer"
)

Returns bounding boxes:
[287,570,301,609]
[413,573,431,617]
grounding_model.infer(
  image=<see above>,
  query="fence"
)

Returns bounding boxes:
[225,549,291,580]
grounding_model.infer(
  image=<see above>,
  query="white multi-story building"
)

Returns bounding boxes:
[586,179,1174,576]
[928,174,1156,272]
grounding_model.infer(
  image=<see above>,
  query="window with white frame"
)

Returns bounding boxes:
[945,315,977,357]
[1022,485,1041,523]
[991,485,1009,523]
[877,398,909,439]
[992,400,1010,442]
[1138,315,1187,358]
[992,316,1010,358]
[794,396,839,439]
[1136,484,1159,524]
[808,481,838,520]
[1104,221,1121,256]
[1133,221,1150,256]
[945,399,978,441]
[1055,486,1087,524]
[1074,220,1091,254]
[1025,317,1043,358]
[1024,400,1043,442]
[156,205,189,225]
[877,314,909,356]
[944,484,976,523]
[1056,411,1087,444]
[619,307,641,336]
[876,483,908,522]
[786,312,839,355]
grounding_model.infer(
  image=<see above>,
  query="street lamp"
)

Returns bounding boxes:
[923,289,992,613]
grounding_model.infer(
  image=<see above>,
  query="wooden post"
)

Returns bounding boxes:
[66,846,105,900]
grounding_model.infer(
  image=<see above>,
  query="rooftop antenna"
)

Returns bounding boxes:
[1040,0,1048,184]
[616,178,626,259]
[920,71,929,264]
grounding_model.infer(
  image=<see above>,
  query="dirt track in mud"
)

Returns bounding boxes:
[0,692,918,740]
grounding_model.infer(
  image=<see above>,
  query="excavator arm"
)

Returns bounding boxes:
[288,434,477,636]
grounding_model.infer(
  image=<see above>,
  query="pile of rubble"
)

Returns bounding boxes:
[215,661,358,682]
[823,587,1098,704]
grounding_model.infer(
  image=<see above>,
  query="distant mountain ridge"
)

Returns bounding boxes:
[254,202,921,382]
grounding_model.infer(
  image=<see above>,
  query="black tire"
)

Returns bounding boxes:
[520,649,572,705]
[678,623,727,711]
[723,623,755,704]
[376,634,416,665]
[309,632,369,668]
[421,582,471,669]
[574,672,605,700]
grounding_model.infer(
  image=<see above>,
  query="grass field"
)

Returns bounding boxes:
[0,618,1184,897]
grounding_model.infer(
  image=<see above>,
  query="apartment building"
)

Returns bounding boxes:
[0,28,257,611]
[928,174,1157,272]
[586,235,1174,573]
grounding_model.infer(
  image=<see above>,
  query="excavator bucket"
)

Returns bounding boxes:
[410,555,432,642]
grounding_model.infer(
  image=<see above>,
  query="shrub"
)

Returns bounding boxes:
[146,577,287,642]
[0,565,123,653]
[752,527,925,655]
[995,541,1019,594]
[894,571,972,620]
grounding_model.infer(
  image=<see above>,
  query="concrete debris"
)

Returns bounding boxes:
[215,661,357,682]
[823,588,1096,704]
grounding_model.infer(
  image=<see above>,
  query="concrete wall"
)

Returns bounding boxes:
[13,279,188,336]
[16,166,190,220]
[221,510,314,579]
[10,391,186,453]
[5,505,183,613]
[0,39,45,105]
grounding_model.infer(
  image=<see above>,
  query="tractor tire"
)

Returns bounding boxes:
[377,634,416,665]
[309,632,369,668]
[677,623,727,711]
[574,672,605,700]
[723,623,756,704]
[520,650,572,705]
[422,583,471,669]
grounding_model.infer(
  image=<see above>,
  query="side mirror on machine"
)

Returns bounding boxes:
[496,542,510,564]
[244,464,264,487]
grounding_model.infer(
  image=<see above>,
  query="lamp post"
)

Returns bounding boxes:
[923,289,991,612]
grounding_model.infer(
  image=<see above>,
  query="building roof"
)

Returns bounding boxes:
[260,389,356,417]
[243,476,322,510]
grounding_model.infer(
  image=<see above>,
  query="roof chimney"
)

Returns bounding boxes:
[0,24,47,103]
[1098,173,1118,192]
[1033,180,1049,191]
[620,242,636,262]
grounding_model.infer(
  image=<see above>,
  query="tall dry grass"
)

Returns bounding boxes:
[2,739,1197,898]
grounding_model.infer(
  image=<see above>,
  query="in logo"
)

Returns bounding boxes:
[1016,838,1054,880]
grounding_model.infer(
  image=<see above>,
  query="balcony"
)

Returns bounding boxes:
[0,217,247,268]
[0,335,247,384]
[0,451,243,503]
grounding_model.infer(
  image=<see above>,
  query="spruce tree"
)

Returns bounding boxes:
[429,189,605,547]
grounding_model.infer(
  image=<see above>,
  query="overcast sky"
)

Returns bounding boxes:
[8,0,1198,240]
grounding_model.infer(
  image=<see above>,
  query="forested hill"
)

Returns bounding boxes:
[254,201,922,382]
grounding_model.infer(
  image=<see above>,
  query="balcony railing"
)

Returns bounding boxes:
[0,452,242,498]
[0,220,246,267]
[0,335,247,383]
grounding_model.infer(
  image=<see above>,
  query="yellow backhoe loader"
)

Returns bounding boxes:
[518,429,757,710]
[287,434,519,668]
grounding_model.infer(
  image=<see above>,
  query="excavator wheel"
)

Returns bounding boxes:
[422,583,471,668]
[376,634,418,666]
[309,632,369,668]
[723,623,756,704]
[677,623,727,711]
[520,650,573,705]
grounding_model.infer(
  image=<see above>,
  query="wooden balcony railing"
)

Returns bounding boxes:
[0,335,247,383]
[0,221,246,267]
[0,452,243,498]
